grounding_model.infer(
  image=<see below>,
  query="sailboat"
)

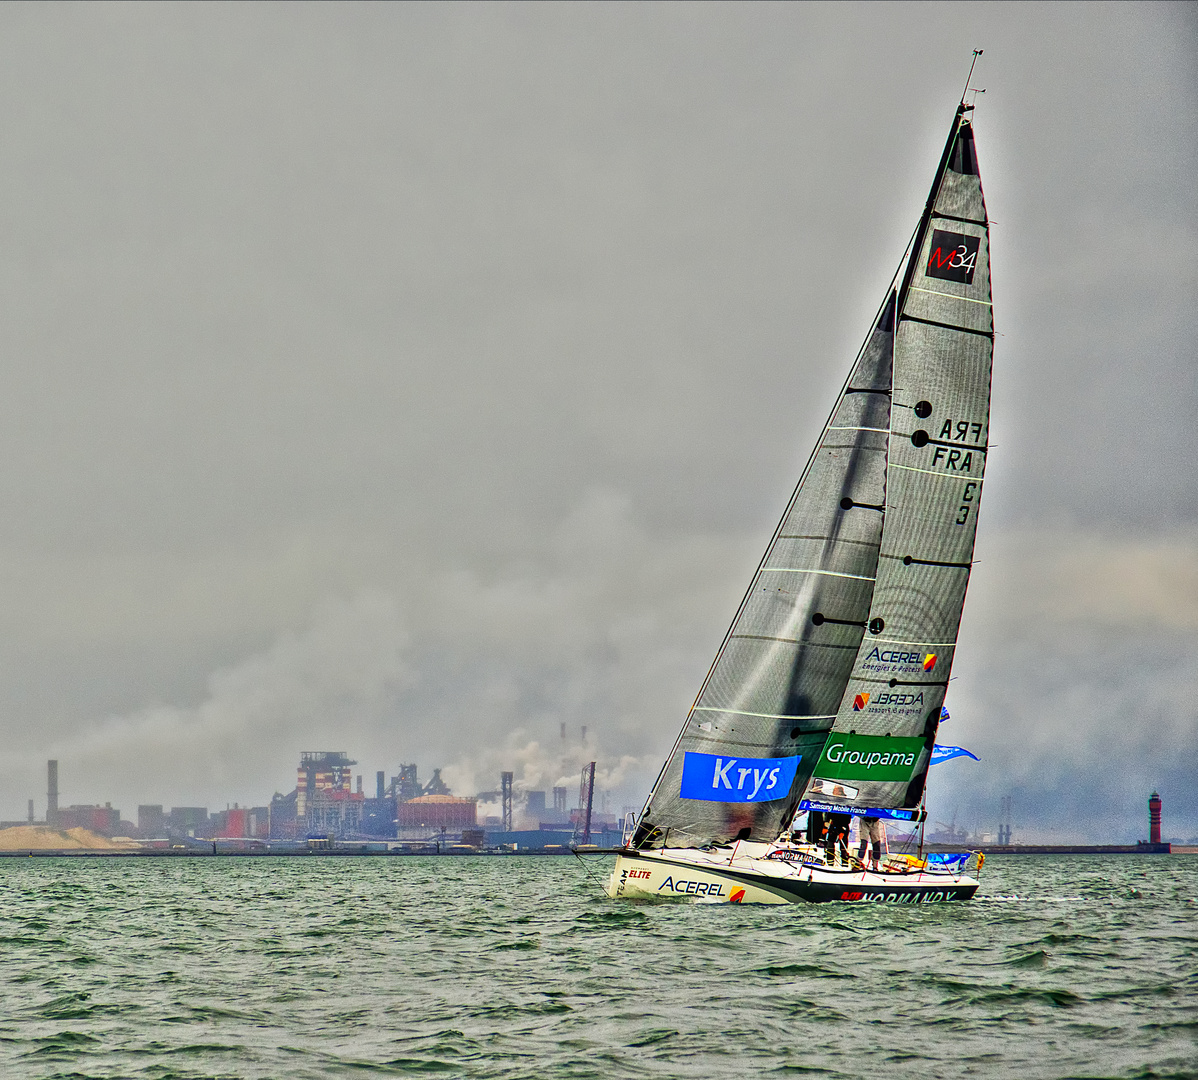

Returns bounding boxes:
[606,80,992,905]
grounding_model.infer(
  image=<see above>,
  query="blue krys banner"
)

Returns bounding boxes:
[679,752,799,803]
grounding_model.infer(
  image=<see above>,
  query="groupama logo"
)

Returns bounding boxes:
[815,733,926,782]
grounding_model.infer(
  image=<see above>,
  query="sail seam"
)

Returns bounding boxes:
[890,462,984,479]
[694,707,837,720]
[873,637,959,647]
[731,634,859,650]
[759,568,876,581]
[828,425,891,433]
[900,313,994,339]
[910,286,992,307]
[778,534,880,547]
[931,211,987,226]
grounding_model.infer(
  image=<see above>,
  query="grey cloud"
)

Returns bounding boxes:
[0,5,1192,838]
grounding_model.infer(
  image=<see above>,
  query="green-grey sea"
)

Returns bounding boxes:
[0,854,1194,1079]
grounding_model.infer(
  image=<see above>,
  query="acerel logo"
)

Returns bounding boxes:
[853,693,870,711]
[863,647,938,673]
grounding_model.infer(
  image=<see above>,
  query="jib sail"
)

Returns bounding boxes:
[631,290,898,849]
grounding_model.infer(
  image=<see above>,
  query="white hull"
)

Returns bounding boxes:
[605,842,979,905]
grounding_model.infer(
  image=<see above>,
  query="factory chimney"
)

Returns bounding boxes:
[47,760,58,827]
[1149,791,1162,845]
[376,771,385,799]
[27,799,33,824]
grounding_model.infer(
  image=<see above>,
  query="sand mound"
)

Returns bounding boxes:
[0,826,137,851]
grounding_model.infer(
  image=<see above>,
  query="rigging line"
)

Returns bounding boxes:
[828,425,891,432]
[759,568,877,581]
[694,707,836,721]
[909,285,992,307]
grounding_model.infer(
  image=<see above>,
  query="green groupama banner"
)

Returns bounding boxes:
[814,733,926,782]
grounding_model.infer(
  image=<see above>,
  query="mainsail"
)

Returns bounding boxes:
[807,106,992,814]
[633,101,991,849]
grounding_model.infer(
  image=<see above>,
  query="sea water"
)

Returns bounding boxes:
[0,854,1193,1079]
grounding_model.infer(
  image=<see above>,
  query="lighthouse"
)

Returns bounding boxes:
[1148,791,1162,845]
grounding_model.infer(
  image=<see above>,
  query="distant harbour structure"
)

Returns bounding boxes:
[47,759,58,827]
[1149,791,1162,845]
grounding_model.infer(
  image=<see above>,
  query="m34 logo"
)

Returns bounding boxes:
[925,229,980,284]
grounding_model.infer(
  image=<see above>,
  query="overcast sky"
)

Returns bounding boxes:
[0,2,1193,842]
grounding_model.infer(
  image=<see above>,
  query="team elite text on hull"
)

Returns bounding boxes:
[606,69,993,905]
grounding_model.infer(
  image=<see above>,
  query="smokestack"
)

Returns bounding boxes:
[581,725,587,743]
[1149,791,1162,845]
[356,775,363,795]
[376,771,385,799]
[560,723,566,741]
[27,799,33,824]
[47,760,58,826]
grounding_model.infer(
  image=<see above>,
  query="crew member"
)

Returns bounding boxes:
[858,815,886,869]
[825,812,851,866]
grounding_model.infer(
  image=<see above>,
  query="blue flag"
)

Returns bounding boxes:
[930,744,979,766]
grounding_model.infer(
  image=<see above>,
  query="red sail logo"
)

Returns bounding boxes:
[925,229,980,285]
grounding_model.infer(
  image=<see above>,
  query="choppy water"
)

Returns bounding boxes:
[0,855,1194,1079]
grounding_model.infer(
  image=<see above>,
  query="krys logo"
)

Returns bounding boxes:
[679,751,800,803]
[815,733,926,783]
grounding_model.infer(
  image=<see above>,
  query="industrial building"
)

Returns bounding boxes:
[16,754,626,850]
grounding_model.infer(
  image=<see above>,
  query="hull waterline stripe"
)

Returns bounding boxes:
[693,707,836,721]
